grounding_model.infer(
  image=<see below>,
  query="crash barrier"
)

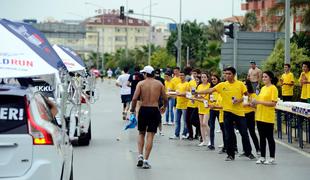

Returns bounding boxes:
[276,101,310,148]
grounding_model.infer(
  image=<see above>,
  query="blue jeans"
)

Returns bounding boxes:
[165,98,175,123]
[175,109,188,137]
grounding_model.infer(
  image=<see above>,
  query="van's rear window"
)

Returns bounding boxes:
[0,95,27,134]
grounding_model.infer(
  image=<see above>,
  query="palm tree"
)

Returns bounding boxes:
[303,8,310,29]
[206,19,224,41]
[240,12,258,31]
[267,0,310,32]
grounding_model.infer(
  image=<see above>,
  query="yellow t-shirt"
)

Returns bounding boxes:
[281,72,294,96]
[171,76,181,91]
[214,80,247,117]
[176,82,189,109]
[215,95,224,123]
[255,85,278,124]
[243,93,257,114]
[299,72,310,99]
[197,83,210,115]
[164,80,175,92]
[209,91,219,106]
[187,79,198,108]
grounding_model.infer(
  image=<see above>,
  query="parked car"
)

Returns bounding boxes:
[0,85,73,180]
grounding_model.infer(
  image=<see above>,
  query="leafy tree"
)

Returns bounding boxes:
[206,19,224,41]
[263,39,310,77]
[240,12,258,31]
[151,48,176,68]
[267,0,310,31]
[291,32,310,56]
[198,41,221,73]
[166,20,208,67]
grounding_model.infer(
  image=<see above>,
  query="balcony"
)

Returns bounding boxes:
[258,0,265,9]
[241,3,249,10]
[248,1,258,10]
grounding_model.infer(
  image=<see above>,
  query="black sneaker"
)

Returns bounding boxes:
[246,154,256,160]
[137,156,143,167]
[187,137,194,141]
[142,161,151,169]
[225,155,235,161]
[208,145,215,150]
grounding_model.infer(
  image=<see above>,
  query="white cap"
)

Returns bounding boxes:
[140,65,154,74]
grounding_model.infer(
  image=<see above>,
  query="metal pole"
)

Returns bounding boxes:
[232,0,234,16]
[285,0,290,64]
[233,23,238,69]
[177,0,182,68]
[186,46,189,66]
[148,0,152,65]
[125,0,129,60]
[96,32,99,69]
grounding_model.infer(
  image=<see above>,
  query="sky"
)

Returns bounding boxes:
[1,0,246,24]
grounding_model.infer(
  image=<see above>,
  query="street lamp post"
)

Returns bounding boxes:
[148,0,152,65]
[85,2,105,69]
[285,0,290,64]
[177,0,182,68]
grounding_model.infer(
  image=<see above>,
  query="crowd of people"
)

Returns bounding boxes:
[112,60,310,169]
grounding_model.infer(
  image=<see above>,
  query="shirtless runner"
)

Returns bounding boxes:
[130,65,168,169]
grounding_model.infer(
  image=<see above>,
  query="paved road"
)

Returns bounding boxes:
[74,80,310,180]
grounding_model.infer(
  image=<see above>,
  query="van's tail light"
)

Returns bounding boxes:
[25,99,53,145]
[81,96,86,104]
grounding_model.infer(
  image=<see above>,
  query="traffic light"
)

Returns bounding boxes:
[120,6,125,19]
[224,23,234,39]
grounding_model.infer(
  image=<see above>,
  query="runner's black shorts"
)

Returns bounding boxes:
[138,106,161,133]
[121,95,132,103]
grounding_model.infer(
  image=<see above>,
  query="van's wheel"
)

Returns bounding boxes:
[78,124,91,146]
[88,122,92,140]
[69,162,73,180]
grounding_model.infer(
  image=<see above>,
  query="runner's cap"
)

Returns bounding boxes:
[140,65,154,74]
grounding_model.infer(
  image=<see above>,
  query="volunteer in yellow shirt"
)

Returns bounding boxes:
[251,71,278,165]
[244,80,260,154]
[280,64,294,101]
[185,69,201,140]
[169,71,189,139]
[195,72,211,147]
[299,61,310,103]
[196,67,255,161]
[164,71,175,125]
[208,74,221,150]
[171,67,181,90]
[209,94,226,154]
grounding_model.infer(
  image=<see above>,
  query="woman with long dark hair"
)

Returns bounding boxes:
[244,80,260,155]
[251,71,278,165]
[208,74,221,150]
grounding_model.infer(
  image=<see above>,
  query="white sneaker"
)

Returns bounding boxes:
[169,135,179,140]
[198,142,207,146]
[168,122,174,126]
[216,129,221,133]
[181,135,187,139]
[218,144,224,148]
[256,157,266,164]
[159,132,164,136]
[264,158,276,165]
[163,122,169,125]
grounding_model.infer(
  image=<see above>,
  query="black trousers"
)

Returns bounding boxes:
[245,112,260,152]
[224,111,252,158]
[209,110,219,146]
[257,121,276,158]
[282,96,292,101]
[186,107,200,138]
